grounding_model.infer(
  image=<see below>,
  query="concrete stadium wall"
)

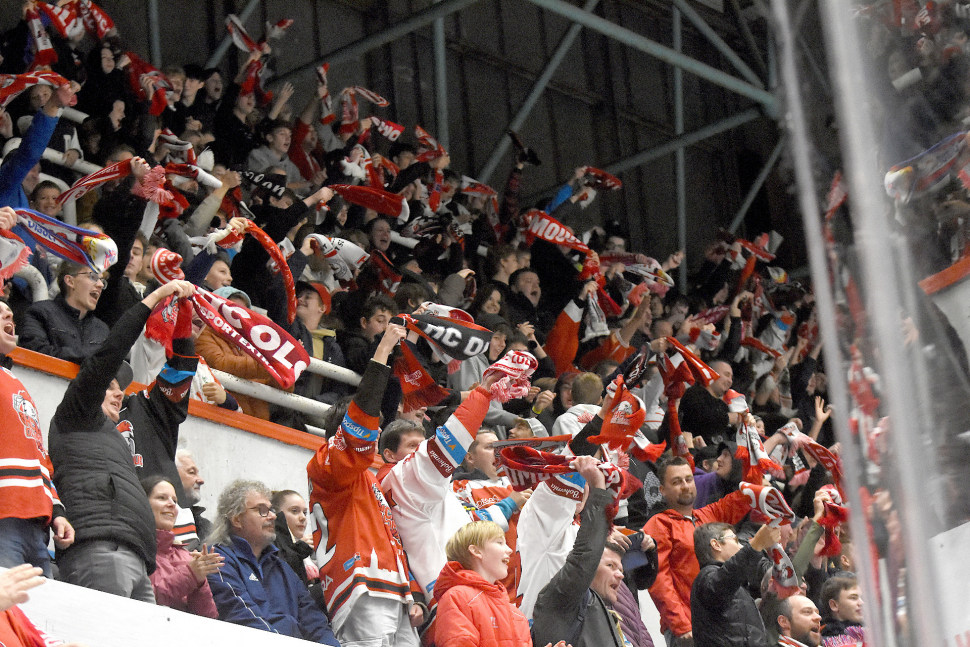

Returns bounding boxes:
[15,348,319,513]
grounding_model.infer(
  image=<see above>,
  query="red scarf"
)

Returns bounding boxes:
[414,125,447,162]
[588,377,646,451]
[369,250,401,297]
[394,342,449,412]
[524,210,590,254]
[0,71,67,108]
[498,447,639,521]
[817,484,849,557]
[25,6,56,69]
[146,289,309,389]
[124,52,171,116]
[329,184,405,218]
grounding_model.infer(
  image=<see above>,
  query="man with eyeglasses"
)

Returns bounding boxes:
[690,522,779,647]
[206,479,338,645]
[19,261,110,363]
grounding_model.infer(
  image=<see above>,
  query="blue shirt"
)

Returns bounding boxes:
[209,534,339,644]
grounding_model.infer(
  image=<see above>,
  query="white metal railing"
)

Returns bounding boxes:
[309,356,361,385]
[61,107,89,125]
[14,265,48,302]
[2,138,101,175]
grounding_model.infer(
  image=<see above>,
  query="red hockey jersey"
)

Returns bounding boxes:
[307,400,414,629]
[0,367,61,524]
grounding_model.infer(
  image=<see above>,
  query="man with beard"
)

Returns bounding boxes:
[644,457,754,647]
[761,594,823,647]
[176,448,211,546]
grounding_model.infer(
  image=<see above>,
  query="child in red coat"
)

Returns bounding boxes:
[434,520,568,647]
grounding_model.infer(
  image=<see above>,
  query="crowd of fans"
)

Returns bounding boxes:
[0,3,867,647]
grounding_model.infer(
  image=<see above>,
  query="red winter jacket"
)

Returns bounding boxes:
[150,529,218,618]
[433,562,531,647]
[643,490,752,637]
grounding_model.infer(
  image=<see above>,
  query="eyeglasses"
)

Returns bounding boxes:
[74,271,106,284]
[248,505,276,517]
[717,533,739,543]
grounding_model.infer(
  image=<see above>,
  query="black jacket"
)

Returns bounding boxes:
[532,488,625,647]
[691,544,772,647]
[273,513,313,586]
[49,302,195,573]
[19,296,109,364]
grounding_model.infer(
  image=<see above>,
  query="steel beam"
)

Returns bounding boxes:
[729,0,769,79]
[523,108,761,203]
[205,0,261,69]
[674,7,688,288]
[798,35,831,96]
[522,0,777,113]
[603,108,761,176]
[673,0,764,89]
[278,0,484,82]
[147,0,162,67]
[728,136,785,233]
[433,4,450,150]
[477,0,601,183]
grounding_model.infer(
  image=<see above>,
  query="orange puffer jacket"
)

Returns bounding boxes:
[433,562,531,647]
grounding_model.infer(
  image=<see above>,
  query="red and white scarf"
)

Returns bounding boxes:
[724,389,782,482]
[146,288,309,389]
[78,0,114,39]
[739,481,800,597]
[306,234,369,282]
[498,447,639,521]
[35,0,114,42]
[481,349,537,402]
[56,159,133,206]
[25,5,57,69]
[776,421,845,499]
[414,125,447,162]
[339,87,390,135]
[0,71,67,108]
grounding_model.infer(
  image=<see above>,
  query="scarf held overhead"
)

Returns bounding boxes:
[147,289,309,390]
[13,208,117,274]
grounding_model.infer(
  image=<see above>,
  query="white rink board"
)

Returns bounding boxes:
[16,363,317,516]
[931,521,970,647]
[15,571,318,646]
